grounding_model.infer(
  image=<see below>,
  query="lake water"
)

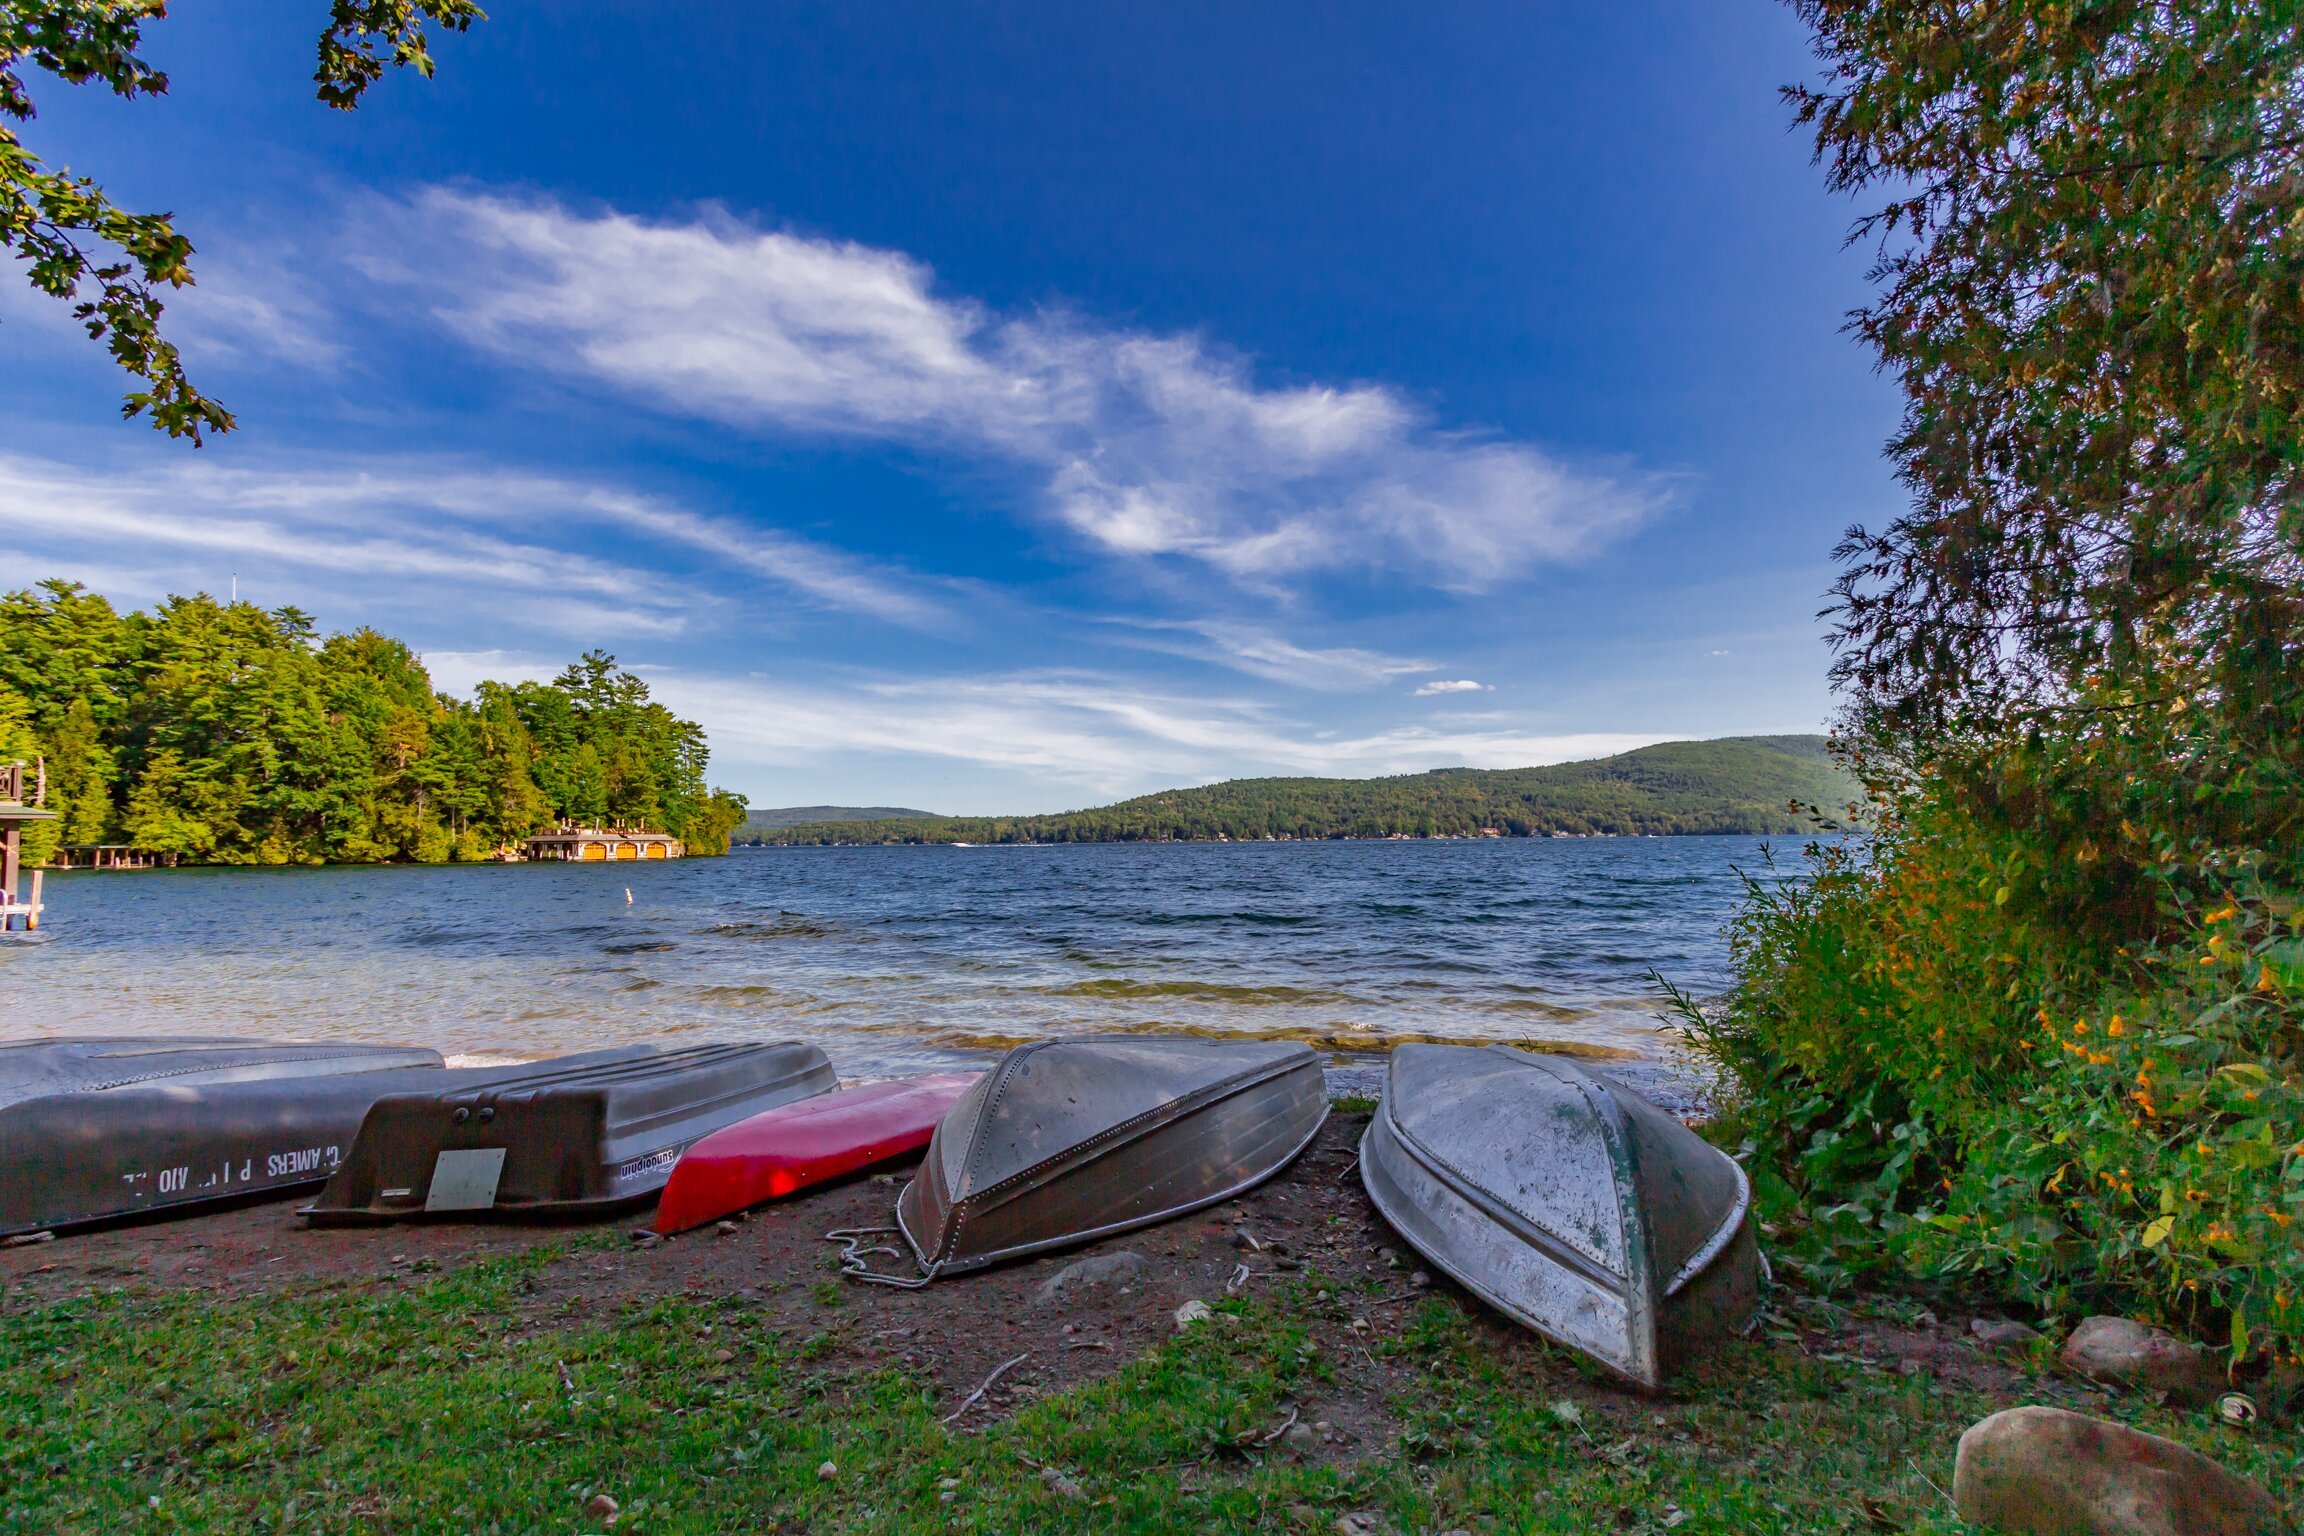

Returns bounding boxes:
[0,838,1783,1109]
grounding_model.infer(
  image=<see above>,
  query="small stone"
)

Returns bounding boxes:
[817,1460,838,1481]
[937,1477,961,1491]
[1174,1298,1213,1329]
[1970,1318,2042,1352]
[1409,1270,1431,1289]
[713,1220,739,1236]
[629,1230,661,1249]
[2061,1316,2222,1401]
[582,1492,619,1523]
[1915,1309,1940,1328]
[1336,1513,1392,1536]
[1033,1251,1148,1306]
[1230,1226,1260,1251]
[712,1348,734,1364]
[1040,1466,1086,1500]
[1953,1405,2281,1536]
[938,1491,955,1505]
[1280,1422,1319,1455]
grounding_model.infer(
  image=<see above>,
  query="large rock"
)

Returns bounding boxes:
[2060,1315,2222,1400]
[1032,1250,1147,1305]
[1953,1405,2283,1536]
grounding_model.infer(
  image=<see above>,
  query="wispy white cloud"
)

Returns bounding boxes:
[0,451,938,630]
[1104,617,1431,690]
[647,665,1667,798]
[1414,678,1491,696]
[166,256,346,369]
[374,189,1671,590]
[418,649,562,696]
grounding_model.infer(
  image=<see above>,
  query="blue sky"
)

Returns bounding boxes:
[1,2,1897,814]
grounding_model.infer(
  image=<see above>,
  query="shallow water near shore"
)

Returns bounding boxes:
[0,837,1786,1109]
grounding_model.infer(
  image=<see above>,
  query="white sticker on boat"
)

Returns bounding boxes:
[425,1149,507,1212]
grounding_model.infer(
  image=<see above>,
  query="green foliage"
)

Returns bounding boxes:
[1797,0,2304,750]
[746,735,1858,845]
[0,578,745,864]
[1705,1,2304,1361]
[1,0,480,438]
[1924,896,2304,1365]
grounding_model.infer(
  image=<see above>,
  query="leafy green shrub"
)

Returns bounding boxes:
[1686,761,2304,1365]
[1921,897,2304,1366]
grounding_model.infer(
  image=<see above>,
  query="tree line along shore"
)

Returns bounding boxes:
[737,736,1858,846]
[0,580,748,866]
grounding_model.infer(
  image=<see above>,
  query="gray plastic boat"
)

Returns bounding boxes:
[0,1036,448,1235]
[302,1041,836,1222]
[1360,1044,1758,1388]
[892,1036,1327,1277]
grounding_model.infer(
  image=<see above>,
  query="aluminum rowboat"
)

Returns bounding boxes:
[653,1072,980,1235]
[0,1036,448,1235]
[302,1041,836,1222]
[895,1036,1326,1276]
[1360,1044,1757,1388]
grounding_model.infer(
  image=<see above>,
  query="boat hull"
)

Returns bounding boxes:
[1360,1044,1757,1388]
[896,1037,1327,1276]
[0,1037,448,1235]
[302,1042,837,1222]
[652,1072,981,1234]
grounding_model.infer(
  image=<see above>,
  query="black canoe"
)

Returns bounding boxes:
[0,1036,448,1236]
[301,1041,837,1222]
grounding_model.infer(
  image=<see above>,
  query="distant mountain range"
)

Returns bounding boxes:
[736,735,1857,846]
[735,804,941,833]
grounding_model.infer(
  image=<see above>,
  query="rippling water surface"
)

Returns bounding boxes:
[2,839,1779,1098]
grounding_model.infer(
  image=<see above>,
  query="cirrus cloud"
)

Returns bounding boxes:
[374,189,1672,591]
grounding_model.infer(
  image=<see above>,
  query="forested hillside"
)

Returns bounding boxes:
[735,804,940,834]
[0,580,747,864]
[743,735,1853,845]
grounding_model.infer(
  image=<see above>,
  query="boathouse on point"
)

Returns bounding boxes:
[520,822,685,862]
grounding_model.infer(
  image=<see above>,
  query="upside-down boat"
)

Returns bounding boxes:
[0,1036,449,1235]
[302,1041,836,1222]
[652,1072,981,1235]
[1359,1043,1758,1389]
[890,1036,1327,1278]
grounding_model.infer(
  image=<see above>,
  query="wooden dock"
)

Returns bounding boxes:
[50,844,176,870]
[1,760,56,931]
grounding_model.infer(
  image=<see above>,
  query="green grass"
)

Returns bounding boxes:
[3,1248,2294,1534]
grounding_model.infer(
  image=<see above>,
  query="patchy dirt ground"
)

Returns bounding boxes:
[0,1112,2070,1443]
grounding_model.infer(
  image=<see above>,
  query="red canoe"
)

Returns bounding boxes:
[652,1072,981,1235]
